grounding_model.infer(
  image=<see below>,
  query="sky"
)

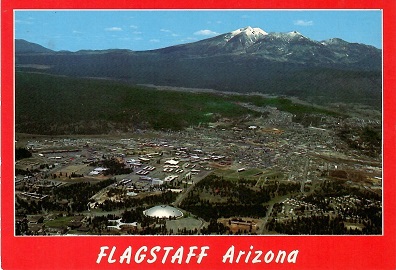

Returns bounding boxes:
[15,10,382,52]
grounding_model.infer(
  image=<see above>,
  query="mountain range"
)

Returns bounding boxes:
[15,26,382,107]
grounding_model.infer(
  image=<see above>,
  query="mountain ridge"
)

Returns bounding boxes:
[15,39,54,54]
[15,26,382,108]
[16,26,381,56]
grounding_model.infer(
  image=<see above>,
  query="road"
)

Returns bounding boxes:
[172,171,211,207]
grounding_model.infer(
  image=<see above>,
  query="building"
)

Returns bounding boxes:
[143,205,183,219]
[165,159,179,165]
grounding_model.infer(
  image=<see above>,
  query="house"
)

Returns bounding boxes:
[28,215,44,224]
[165,159,179,165]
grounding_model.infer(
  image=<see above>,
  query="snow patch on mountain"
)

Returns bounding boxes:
[225,26,268,42]
[321,38,349,46]
[230,26,268,37]
[268,31,310,42]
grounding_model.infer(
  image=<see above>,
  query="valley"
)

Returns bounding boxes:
[15,73,382,235]
[15,26,382,108]
[14,26,382,236]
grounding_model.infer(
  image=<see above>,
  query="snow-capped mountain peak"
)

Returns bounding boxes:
[288,30,302,36]
[230,26,268,37]
[225,26,268,42]
[265,31,312,43]
[321,38,349,46]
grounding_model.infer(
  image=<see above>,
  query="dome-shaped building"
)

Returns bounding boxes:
[143,205,183,219]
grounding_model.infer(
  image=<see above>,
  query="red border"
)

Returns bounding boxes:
[2,1,396,269]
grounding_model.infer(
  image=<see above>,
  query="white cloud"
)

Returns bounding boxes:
[294,20,314,26]
[160,29,179,37]
[72,30,83,34]
[194,29,219,36]
[130,25,138,29]
[133,31,142,34]
[105,27,123,31]
[150,39,160,43]
[15,19,33,25]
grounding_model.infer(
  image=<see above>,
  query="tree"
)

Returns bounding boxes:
[16,148,32,160]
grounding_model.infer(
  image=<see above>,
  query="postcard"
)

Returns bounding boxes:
[2,0,396,269]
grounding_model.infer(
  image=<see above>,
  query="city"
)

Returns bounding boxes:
[15,103,382,235]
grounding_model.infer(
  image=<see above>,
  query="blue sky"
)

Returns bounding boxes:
[15,10,382,51]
